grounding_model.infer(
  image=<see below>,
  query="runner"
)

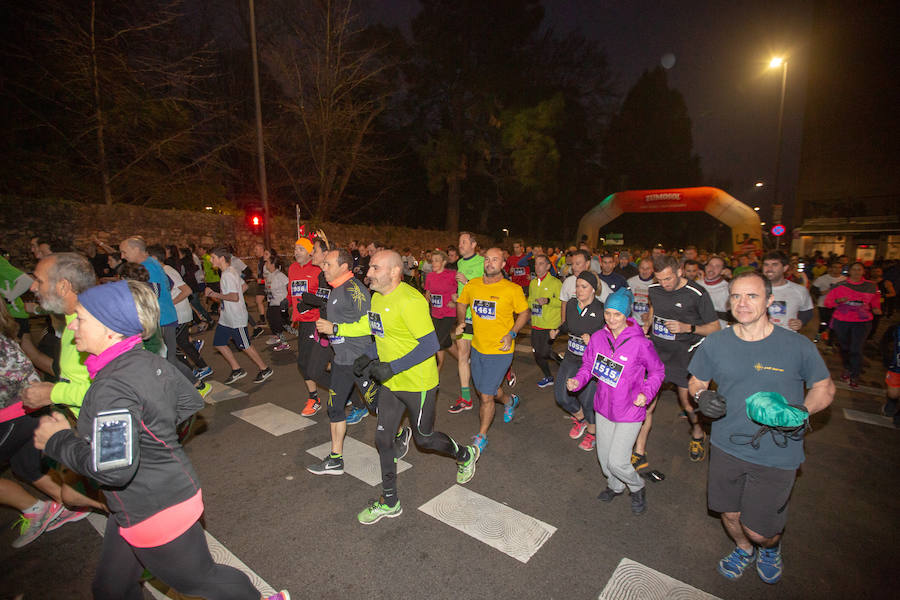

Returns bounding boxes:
[614,250,638,280]
[424,250,457,371]
[689,271,834,584]
[262,253,291,351]
[504,240,531,294]
[824,262,881,388]
[552,271,605,451]
[560,250,612,321]
[811,261,845,344]
[761,251,814,332]
[448,232,484,413]
[637,255,719,468]
[626,258,654,330]
[698,255,731,329]
[598,253,628,293]
[528,254,562,388]
[353,251,479,524]
[307,248,374,475]
[455,247,530,452]
[682,259,702,282]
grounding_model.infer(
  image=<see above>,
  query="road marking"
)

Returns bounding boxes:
[86,513,277,598]
[307,436,411,486]
[418,484,556,564]
[834,380,882,396]
[843,408,896,429]
[599,557,722,600]
[232,402,315,436]
[203,380,249,404]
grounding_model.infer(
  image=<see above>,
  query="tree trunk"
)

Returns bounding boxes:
[90,1,113,205]
[445,174,460,232]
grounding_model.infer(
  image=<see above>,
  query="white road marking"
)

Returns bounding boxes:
[834,380,882,396]
[307,436,411,486]
[232,402,315,436]
[418,485,556,564]
[203,380,249,404]
[599,557,722,600]
[843,408,897,429]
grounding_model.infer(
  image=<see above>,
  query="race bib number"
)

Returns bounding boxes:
[473,299,497,320]
[331,336,345,344]
[845,300,863,307]
[368,311,385,338]
[591,354,624,388]
[512,267,526,277]
[633,300,649,314]
[316,288,330,300]
[567,336,587,356]
[430,294,443,309]
[531,301,543,317]
[652,316,676,341]
[768,300,787,322]
[290,280,308,296]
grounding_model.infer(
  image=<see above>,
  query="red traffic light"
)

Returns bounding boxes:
[771,224,786,236]
[252,216,260,226]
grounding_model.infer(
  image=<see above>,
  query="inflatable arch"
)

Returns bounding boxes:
[576,186,762,254]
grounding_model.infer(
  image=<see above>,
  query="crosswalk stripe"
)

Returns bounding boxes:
[843,408,896,428]
[231,402,316,436]
[307,436,412,486]
[599,557,722,599]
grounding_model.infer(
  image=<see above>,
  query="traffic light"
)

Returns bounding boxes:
[248,212,263,234]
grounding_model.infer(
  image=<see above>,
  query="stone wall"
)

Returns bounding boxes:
[0,198,485,267]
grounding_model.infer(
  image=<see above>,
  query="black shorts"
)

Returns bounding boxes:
[325,363,369,422]
[0,414,43,482]
[296,321,332,384]
[246,279,262,297]
[707,445,796,538]
[432,317,455,349]
[654,343,692,388]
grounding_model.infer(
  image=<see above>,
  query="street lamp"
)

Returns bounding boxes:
[755,181,764,188]
[768,56,788,248]
[754,206,761,211]
[501,228,509,238]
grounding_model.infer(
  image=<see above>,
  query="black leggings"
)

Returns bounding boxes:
[93,517,258,600]
[375,387,467,502]
[266,305,285,336]
[554,358,596,424]
[832,319,871,378]
[531,328,554,378]
[176,323,207,370]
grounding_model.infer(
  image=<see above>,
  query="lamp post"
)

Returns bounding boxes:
[769,57,788,249]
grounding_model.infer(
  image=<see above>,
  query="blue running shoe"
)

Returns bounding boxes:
[717,546,756,580]
[346,406,369,425]
[503,395,519,423]
[536,376,554,389]
[471,433,488,453]
[756,544,783,584]
[193,366,213,380]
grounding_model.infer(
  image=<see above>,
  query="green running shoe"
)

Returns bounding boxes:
[456,445,480,484]
[357,498,402,525]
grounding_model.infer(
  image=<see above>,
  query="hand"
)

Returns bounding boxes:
[369,361,394,383]
[315,319,333,335]
[697,390,727,419]
[353,355,374,377]
[566,378,579,392]
[537,297,549,305]
[787,318,802,331]
[665,320,686,334]
[203,287,214,298]
[454,322,465,337]
[499,334,513,352]
[581,334,591,345]
[633,393,647,407]
[455,272,468,285]
[34,412,71,450]
[549,329,559,340]
[21,382,54,409]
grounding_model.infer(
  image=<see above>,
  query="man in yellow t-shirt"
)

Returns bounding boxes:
[353,251,480,525]
[455,248,530,453]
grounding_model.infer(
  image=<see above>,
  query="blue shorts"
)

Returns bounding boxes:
[471,348,513,397]
[213,324,251,350]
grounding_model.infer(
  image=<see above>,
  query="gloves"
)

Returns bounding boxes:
[353,355,374,377]
[697,390,727,419]
[297,292,326,313]
[368,361,394,384]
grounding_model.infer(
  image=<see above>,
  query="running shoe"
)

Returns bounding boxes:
[301,398,321,416]
[471,433,488,453]
[568,417,587,439]
[689,434,706,462]
[537,376,554,389]
[193,366,213,380]
[883,399,899,417]
[578,432,596,451]
[756,544,783,584]
[631,452,649,472]
[717,546,756,580]
[597,487,623,502]
[505,368,517,387]
[307,454,344,476]
[193,339,204,353]
[197,382,212,399]
[448,398,472,413]
[265,592,291,600]
[273,342,291,352]
[503,395,519,423]
[630,487,647,515]
[849,379,859,389]
[223,368,246,385]
[456,445,480,484]
[395,427,412,460]
[678,410,688,420]
[346,406,369,425]
[253,367,273,383]
[840,371,851,382]
[252,326,265,339]
[357,498,402,525]
[11,501,65,548]
[266,335,281,345]
[45,507,91,532]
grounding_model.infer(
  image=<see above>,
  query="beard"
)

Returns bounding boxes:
[37,293,66,314]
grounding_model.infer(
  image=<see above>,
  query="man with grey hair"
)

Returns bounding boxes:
[21,253,96,417]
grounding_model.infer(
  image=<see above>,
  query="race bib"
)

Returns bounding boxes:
[652,316,676,341]
[331,336,345,344]
[633,300,649,314]
[531,301,543,317]
[316,288,330,300]
[290,280,308,296]
[512,267,526,277]
[591,354,625,388]
[567,336,587,356]
[430,294,443,309]
[473,299,497,320]
[368,311,385,338]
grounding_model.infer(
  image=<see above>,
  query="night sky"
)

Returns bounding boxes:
[365,0,813,222]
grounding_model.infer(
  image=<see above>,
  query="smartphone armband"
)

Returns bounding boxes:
[92,409,134,472]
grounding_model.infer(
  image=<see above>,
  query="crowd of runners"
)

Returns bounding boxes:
[1,229,899,595]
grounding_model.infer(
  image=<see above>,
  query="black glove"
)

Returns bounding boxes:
[353,355,374,377]
[368,361,394,384]
[297,292,326,313]
[697,390,727,419]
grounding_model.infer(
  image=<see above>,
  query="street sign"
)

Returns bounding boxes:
[771,224,786,236]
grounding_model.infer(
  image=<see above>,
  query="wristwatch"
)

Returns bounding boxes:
[509,330,517,339]
[333,323,339,335]
[690,324,696,334]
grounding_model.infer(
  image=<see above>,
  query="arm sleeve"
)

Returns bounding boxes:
[389,332,440,373]
[172,366,204,424]
[49,353,91,414]
[797,308,814,326]
[337,313,372,337]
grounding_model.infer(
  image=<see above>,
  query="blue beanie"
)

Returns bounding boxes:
[78,280,144,337]
[605,287,634,317]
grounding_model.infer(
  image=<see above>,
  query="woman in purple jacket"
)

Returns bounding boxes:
[567,288,665,515]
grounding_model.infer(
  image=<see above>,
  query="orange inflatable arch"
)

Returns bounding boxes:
[576,186,762,254]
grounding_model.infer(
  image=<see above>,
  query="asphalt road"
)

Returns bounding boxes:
[2,320,898,600]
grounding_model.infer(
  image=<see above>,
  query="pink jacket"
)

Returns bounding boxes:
[571,319,665,423]
[824,279,880,322]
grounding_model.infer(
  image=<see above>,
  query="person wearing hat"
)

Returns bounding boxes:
[34,280,290,600]
[550,270,606,451]
[567,287,664,515]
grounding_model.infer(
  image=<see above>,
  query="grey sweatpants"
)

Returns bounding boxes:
[595,413,644,493]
